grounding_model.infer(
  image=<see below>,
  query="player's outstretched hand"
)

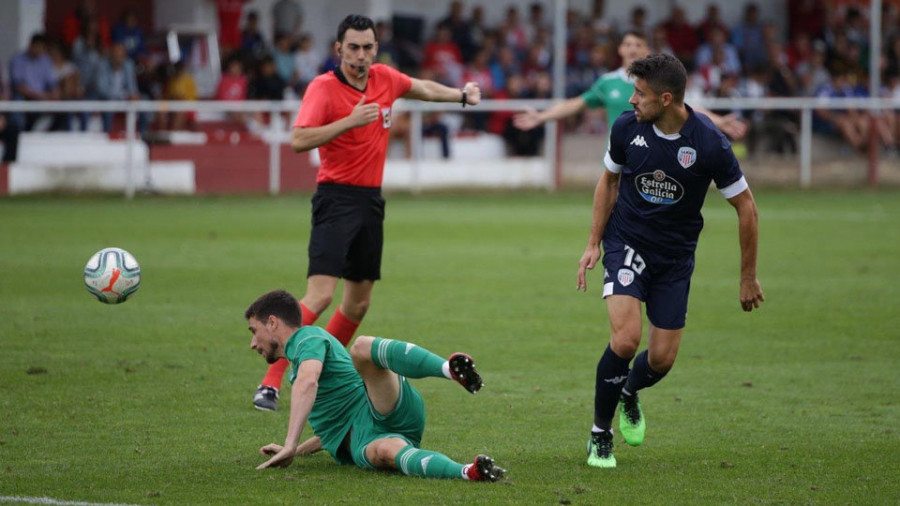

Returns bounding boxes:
[462,81,481,106]
[348,95,381,128]
[740,278,764,312]
[719,113,748,140]
[577,244,601,292]
[513,108,542,131]
[257,444,295,470]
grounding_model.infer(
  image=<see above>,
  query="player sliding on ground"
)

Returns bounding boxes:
[246,289,505,481]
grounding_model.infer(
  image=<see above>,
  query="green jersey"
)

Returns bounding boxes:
[580,67,634,132]
[285,326,367,462]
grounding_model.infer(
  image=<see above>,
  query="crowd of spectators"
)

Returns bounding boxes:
[4,0,900,163]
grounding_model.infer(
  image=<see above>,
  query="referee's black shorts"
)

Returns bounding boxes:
[307,183,385,281]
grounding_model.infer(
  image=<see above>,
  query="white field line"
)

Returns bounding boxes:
[0,496,144,506]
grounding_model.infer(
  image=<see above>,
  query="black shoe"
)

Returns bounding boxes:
[449,353,483,394]
[465,455,506,482]
[253,385,279,411]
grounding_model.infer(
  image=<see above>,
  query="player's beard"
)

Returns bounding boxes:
[634,106,662,124]
[264,341,280,364]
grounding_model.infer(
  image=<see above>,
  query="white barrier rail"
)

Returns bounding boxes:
[2,97,899,197]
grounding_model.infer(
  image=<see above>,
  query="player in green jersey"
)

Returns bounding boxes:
[513,30,747,140]
[246,289,505,481]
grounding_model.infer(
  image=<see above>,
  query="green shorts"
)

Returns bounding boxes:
[350,376,426,469]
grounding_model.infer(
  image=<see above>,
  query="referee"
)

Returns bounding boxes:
[253,14,481,411]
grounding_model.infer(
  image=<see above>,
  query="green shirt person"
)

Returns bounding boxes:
[514,31,747,140]
[245,289,505,482]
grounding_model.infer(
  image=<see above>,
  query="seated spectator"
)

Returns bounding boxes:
[9,34,60,131]
[96,43,145,133]
[423,25,463,86]
[62,0,110,49]
[813,70,868,151]
[650,26,674,56]
[695,27,741,75]
[48,41,82,131]
[660,5,699,69]
[438,1,477,63]
[249,56,286,127]
[241,11,267,60]
[293,35,320,92]
[271,0,303,46]
[112,9,146,61]
[625,6,648,35]
[216,57,249,126]
[696,4,730,44]
[796,40,831,96]
[501,6,529,53]
[733,3,766,70]
[161,61,198,130]
[272,32,296,87]
[490,46,520,92]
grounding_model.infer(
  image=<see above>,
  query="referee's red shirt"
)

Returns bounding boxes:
[293,64,412,188]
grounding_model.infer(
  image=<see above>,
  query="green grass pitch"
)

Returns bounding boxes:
[0,190,898,505]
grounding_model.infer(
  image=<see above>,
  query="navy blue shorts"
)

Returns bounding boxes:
[307,183,385,281]
[601,236,694,329]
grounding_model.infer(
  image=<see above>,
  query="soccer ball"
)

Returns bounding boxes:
[84,247,141,304]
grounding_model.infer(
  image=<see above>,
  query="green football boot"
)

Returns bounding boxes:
[619,392,646,447]
[586,431,616,468]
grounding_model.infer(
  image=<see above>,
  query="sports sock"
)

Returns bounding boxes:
[260,303,319,389]
[593,344,632,430]
[395,445,466,480]
[326,308,359,346]
[370,338,446,379]
[622,350,668,395]
[299,302,319,326]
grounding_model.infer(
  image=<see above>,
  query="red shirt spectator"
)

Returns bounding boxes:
[216,60,248,100]
[62,5,110,48]
[216,0,247,50]
[660,6,699,67]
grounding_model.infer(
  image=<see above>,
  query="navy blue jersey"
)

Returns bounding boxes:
[603,105,747,256]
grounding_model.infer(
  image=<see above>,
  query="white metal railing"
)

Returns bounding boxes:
[2,97,899,197]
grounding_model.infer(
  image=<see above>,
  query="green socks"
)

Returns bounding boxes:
[371,338,447,379]
[395,445,466,479]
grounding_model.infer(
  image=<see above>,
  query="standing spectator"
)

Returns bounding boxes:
[248,55,286,129]
[660,5,699,69]
[293,34,320,91]
[96,43,142,133]
[111,9,146,61]
[423,25,463,86]
[272,0,303,45]
[9,34,60,131]
[241,12,267,59]
[696,4,730,45]
[732,3,766,70]
[272,33,297,87]
[62,0,110,49]
[216,0,247,51]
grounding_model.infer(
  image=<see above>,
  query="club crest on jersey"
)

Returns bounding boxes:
[617,268,635,286]
[677,147,697,169]
[381,107,392,128]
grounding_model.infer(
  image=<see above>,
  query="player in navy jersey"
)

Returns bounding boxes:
[576,54,764,468]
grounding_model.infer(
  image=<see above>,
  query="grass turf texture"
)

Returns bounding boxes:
[0,190,898,505]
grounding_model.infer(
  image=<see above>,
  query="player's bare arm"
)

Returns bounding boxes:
[257,359,322,470]
[727,188,764,312]
[577,169,620,292]
[290,95,380,152]
[403,79,481,106]
[260,436,323,457]
[514,96,588,131]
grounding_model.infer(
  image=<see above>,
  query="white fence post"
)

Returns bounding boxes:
[124,107,137,199]
[269,104,282,196]
[410,110,423,194]
[800,107,812,189]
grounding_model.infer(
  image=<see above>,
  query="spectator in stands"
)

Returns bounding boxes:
[62,0,110,50]
[696,4,730,45]
[813,69,868,151]
[796,40,831,96]
[249,56,286,100]
[162,61,198,130]
[788,0,827,40]
[9,34,60,131]
[660,5,699,69]
[524,3,549,45]
[423,24,464,86]
[272,32,297,87]
[501,6,529,53]
[438,1,477,63]
[490,46,520,92]
[216,56,249,126]
[215,0,246,52]
[241,11,267,59]
[625,6,648,35]
[111,9,146,61]
[463,48,494,131]
[468,5,487,52]
[96,43,143,133]
[0,74,21,163]
[48,41,81,131]
[695,27,741,76]
[884,34,900,80]
[786,31,813,74]
[272,0,303,46]
[567,44,612,98]
[294,34,320,92]
[733,3,766,70]
[650,26,675,57]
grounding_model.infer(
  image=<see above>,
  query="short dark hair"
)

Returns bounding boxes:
[627,53,687,103]
[30,33,48,46]
[337,14,376,42]
[244,290,301,328]
[620,29,647,45]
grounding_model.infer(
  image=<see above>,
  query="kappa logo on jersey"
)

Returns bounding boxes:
[381,107,392,128]
[617,268,635,286]
[630,135,648,148]
[677,147,697,169]
[635,170,685,205]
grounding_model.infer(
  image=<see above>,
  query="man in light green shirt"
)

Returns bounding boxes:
[246,289,505,482]
[514,30,747,139]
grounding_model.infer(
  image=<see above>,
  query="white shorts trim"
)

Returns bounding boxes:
[602,282,614,297]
